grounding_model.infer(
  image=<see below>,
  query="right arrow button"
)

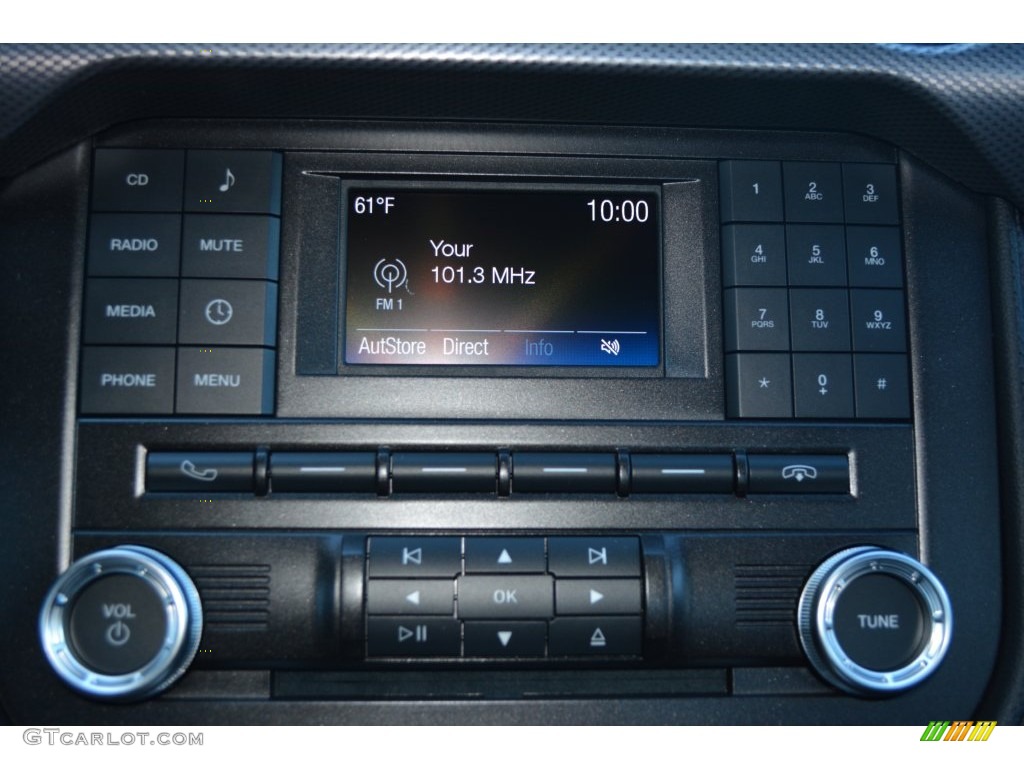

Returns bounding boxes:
[554,579,642,616]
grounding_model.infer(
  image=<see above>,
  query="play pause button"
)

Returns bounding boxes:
[464,621,547,658]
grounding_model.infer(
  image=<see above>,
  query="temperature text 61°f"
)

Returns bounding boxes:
[353,196,395,214]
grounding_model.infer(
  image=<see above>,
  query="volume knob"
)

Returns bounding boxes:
[797,546,953,695]
[39,546,202,700]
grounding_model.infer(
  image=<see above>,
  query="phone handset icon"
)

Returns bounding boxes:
[781,464,818,482]
[179,459,219,482]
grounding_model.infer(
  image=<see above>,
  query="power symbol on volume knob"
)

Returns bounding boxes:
[39,546,202,701]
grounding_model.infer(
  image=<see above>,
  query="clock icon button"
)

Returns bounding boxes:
[204,298,233,326]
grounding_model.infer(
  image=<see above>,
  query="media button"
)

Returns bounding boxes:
[83,278,179,345]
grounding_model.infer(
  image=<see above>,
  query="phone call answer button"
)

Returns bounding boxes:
[146,452,255,493]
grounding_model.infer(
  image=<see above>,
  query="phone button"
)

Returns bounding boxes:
[747,454,849,494]
[146,452,254,493]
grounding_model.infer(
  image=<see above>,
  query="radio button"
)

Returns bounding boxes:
[631,454,733,493]
[182,215,280,280]
[721,224,787,287]
[555,579,642,616]
[269,452,377,493]
[747,454,850,494]
[92,149,185,212]
[719,160,784,223]
[548,617,642,657]
[80,347,175,415]
[366,617,461,658]
[368,537,462,579]
[146,452,255,493]
[88,214,182,277]
[842,163,899,225]
[175,347,275,415]
[366,580,455,616]
[548,537,640,578]
[464,621,546,658]
[783,162,844,223]
[512,453,616,494]
[391,452,498,494]
[84,278,179,345]
[726,353,793,418]
[184,151,282,215]
[457,575,554,620]
[178,279,278,347]
[464,537,546,574]
[724,287,790,352]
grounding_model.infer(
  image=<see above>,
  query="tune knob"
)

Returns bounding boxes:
[797,546,953,695]
[39,546,202,700]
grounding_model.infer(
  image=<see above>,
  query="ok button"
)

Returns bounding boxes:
[457,575,554,619]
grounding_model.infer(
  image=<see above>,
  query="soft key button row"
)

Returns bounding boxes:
[720,160,909,420]
[81,149,281,416]
[365,536,643,659]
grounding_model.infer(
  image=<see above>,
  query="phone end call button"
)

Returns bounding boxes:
[747,454,850,494]
[146,452,254,493]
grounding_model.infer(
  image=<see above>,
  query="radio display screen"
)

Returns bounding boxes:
[343,187,662,366]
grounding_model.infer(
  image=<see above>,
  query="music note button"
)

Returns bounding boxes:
[184,151,282,214]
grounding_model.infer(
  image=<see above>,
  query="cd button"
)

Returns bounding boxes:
[92,149,185,212]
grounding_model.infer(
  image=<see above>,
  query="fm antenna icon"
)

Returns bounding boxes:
[373,258,409,294]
